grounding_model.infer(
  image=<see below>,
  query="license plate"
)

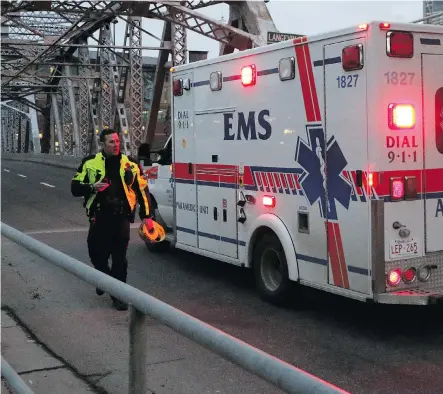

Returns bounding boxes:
[389,239,419,259]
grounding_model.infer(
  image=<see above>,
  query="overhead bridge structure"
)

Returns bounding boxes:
[1,1,442,158]
[0,0,277,156]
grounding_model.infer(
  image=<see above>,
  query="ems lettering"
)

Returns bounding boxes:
[436,198,443,217]
[223,110,272,141]
[386,135,418,163]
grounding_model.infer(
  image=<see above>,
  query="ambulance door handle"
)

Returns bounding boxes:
[213,207,218,221]
[223,209,227,222]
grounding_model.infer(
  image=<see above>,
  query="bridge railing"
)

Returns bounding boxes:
[1,222,349,394]
[1,356,35,394]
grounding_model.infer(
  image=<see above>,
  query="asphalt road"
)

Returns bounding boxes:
[2,159,443,394]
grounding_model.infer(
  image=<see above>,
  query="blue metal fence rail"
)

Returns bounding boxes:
[1,222,349,394]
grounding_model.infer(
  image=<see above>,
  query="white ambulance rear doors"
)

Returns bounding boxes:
[422,52,443,253]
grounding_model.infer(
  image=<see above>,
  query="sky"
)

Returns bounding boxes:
[98,0,430,60]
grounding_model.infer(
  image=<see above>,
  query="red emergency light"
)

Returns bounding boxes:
[387,31,414,58]
[342,44,364,71]
[388,103,415,130]
[241,65,256,87]
[173,79,183,96]
[262,195,275,208]
[402,267,416,284]
[379,22,391,30]
[390,177,405,201]
[368,172,374,188]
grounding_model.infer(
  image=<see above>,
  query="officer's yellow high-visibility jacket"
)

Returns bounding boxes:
[71,151,151,220]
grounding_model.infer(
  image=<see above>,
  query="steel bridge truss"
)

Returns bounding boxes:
[1,0,277,156]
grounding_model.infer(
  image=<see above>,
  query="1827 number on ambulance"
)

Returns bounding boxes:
[390,239,419,259]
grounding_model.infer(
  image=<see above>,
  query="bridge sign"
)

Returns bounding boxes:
[267,31,304,44]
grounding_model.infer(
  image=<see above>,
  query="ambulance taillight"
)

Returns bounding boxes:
[387,269,402,286]
[404,176,418,200]
[173,79,183,96]
[388,104,415,130]
[263,196,276,208]
[241,65,256,87]
[417,266,431,282]
[386,31,414,58]
[368,173,374,187]
[402,267,416,284]
[342,44,364,71]
[390,177,404,201]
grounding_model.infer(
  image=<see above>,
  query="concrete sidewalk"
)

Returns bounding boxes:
[1,309,96,394]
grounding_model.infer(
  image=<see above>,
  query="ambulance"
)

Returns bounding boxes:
[139,21,443,306]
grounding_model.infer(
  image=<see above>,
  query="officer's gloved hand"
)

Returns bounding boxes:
[92,181,110,192]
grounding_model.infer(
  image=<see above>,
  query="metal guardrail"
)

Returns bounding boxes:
[1,222,349,394]
[411,11,443,25]
[1,356,35,394]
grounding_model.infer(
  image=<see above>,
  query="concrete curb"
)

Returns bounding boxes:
[1,153,81,170]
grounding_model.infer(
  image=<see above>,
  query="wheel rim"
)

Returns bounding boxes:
[260,248,283,292]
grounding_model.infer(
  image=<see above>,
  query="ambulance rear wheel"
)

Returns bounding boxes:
[253,233,291,305]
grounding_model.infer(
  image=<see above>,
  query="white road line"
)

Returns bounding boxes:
[3,169,10,172]
[40,182,55,188]
[17,174,27,178]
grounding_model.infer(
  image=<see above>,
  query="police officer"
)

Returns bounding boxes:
[71,128,152,311]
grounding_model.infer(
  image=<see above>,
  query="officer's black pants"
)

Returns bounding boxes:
[87,213,130,283]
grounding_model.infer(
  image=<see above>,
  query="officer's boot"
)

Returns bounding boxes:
[111,296,128,311]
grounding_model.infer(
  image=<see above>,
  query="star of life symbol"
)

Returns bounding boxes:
[295,125,352,221]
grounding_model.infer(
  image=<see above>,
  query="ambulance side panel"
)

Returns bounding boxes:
[179,33,373,294]
[323,37,371,295]
[183,42,333,281]
[172,71,198,248]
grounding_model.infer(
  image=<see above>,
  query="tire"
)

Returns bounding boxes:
[144,208,169,253]
[253,233,292,305]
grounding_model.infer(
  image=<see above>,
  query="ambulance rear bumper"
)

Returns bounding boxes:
[374,289,443,305]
